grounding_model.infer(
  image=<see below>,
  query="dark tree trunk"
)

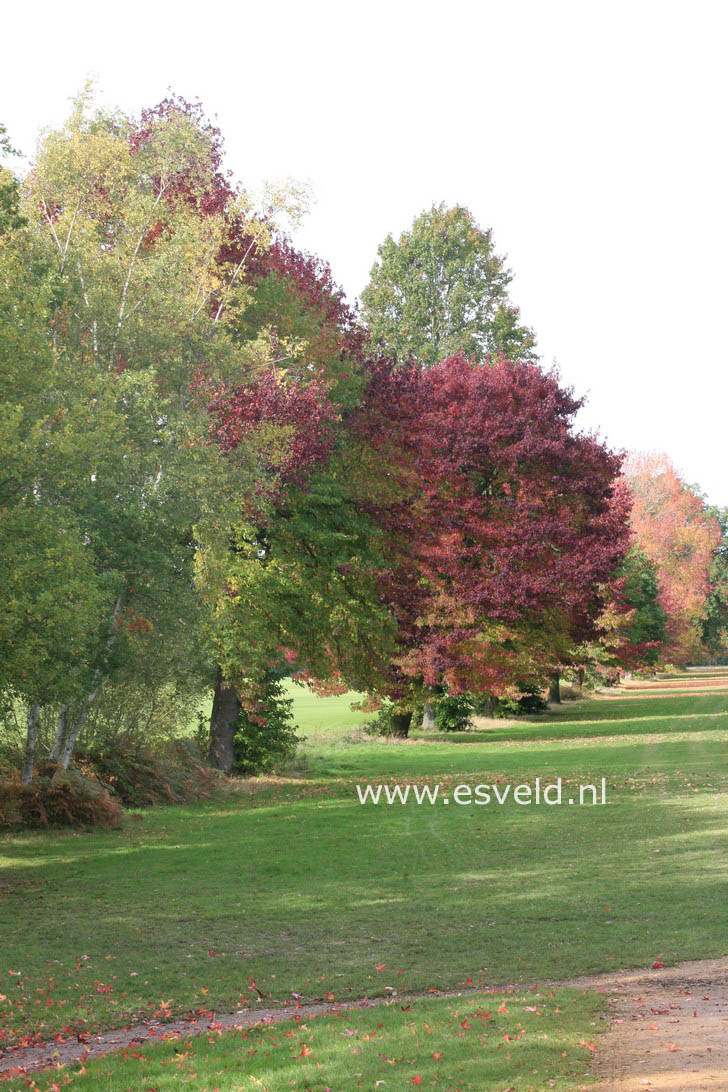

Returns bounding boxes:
[574,667,585,693]
[391,711,412,738]
[421,702,436,731]
[548,672,561,704]
[208,667,241,773]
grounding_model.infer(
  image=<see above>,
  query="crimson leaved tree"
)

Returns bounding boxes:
[356,354,631,731]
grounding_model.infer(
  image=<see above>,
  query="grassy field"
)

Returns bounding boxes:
[283,680,376,741]
[1,672,727,1087]
[14,990,605,1091]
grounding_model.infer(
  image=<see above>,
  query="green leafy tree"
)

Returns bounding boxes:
[575,549,667,685]
[4,92,302,775]
[0,124,24,233]
[620,550,668,654]
[361,203,536,366]
[0,239,108,779]
[701,510,728,659]
[198,431,398,770]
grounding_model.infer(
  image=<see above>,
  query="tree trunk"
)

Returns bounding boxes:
[548,672,561,704]
[48,706,67,762]
[58,595,123,769]
[22,704,41,784]
[482,694,498,717]
[421,702,436,731]
[208,667,241,773]
[390,711,412,738]
[58,700,94,769]
[574,667,585,693]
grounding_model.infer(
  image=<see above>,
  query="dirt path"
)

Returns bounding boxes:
[3,958,728,1086]
[580,958,728,1091]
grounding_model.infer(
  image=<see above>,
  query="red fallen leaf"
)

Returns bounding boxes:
[207,949,216,957]
[401,1005,411,1012]
[461,1019,471,1029]
[326,992,335,1001]
[375,963,386,971]
[497,1001,509,1014]
[432,1051,443,1060]
[667,1044,681,1052]
[652,961,664,969]
[503,1033,514,1041]
[298,1044,312,1057]
[410,1078,421,1086]
[465,979,473,985]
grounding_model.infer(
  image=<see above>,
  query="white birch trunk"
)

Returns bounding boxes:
[22,704,42,784]
[58,596,123,769]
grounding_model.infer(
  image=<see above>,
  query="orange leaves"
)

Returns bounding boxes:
[624,452,721,662]
[120,608,154,635]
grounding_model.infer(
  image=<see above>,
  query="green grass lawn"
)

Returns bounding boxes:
[185,682,375,747]
[9,990,605,1091]
[1,675,727,1087]
[282,680,376,742]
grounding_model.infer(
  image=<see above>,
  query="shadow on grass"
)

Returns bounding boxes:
[1,778,727,1049]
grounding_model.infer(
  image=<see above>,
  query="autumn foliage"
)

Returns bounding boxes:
[624,453,721,663]
[356,354,631,698]
[205,372,338,505]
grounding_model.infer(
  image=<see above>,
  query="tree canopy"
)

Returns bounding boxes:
[624,453,721,664]
[361,203,536,366]
[4,91,719,782]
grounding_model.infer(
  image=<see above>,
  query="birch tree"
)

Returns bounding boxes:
[6,91,305,771]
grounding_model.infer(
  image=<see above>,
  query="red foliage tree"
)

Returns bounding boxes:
[205,371,338,508]
[623,453,721,663]
[357,354,631,722]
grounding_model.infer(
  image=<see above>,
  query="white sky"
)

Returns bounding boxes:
[3,0,726,506]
